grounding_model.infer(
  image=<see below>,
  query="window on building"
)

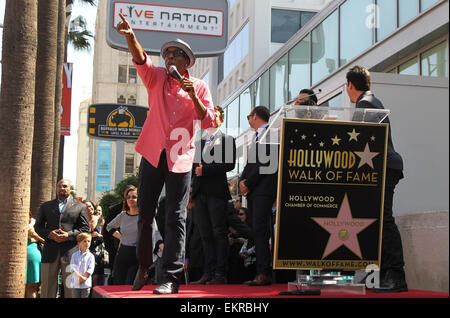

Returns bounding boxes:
[125,154,135,174]
[271,9,301,43]
[271,9,316,44]
[239,87,252,134]
[128,95,136,105]
[118,65,127,83]
[117,95,126,104]
[226,98,239,138]
[320,93,342,107]
[223,107,228,133]
[301,11,315,27]
[421,0,439,12]
[223,22,249,79]
[128,67,137,84]
[399,57,419,75]
[253,71,270,108]
[399,0,419,27]
[289,34,311,101]
[312,10,338,85]
[421,41,448,77]
[270,53,288,112]
[376,0,397,41]
[340,0,374,66]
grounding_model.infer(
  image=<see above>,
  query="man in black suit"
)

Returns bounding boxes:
[239,106,278,286]
[191,106,236,284]
[346,65,407,293]
[35,179,90,298]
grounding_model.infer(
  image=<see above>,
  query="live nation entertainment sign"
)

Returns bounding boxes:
[106,0,229,56]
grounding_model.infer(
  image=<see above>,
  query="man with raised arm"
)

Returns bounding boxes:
[116,13,217,294]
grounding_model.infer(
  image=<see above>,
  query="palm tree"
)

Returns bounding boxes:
[30,0,59,217]
[52,0,67,199]
[0,0,38,298]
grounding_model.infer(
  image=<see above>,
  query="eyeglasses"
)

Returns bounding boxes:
[238,213,245,216]
[163,49,187,59]
[127,195,137,200]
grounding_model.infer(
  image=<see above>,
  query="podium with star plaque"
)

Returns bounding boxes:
[259,104,390,295]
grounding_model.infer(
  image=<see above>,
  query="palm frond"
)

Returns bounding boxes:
[68,30,93,51]
[68,15,93,52]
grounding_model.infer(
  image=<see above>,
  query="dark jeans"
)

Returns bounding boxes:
[381,169,406,272]
[247,195,274,276]
[137,153,191,283]
[194,194,229,277]
[113,245,138,285]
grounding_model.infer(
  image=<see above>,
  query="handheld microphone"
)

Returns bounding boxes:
[287,88,322,105]
[169,65,183,81]
[169,65,193,92]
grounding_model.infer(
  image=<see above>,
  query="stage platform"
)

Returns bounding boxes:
[93,284,448,299]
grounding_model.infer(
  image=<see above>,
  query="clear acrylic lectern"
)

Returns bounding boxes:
[264,104,390,295]
[259,104,390,145]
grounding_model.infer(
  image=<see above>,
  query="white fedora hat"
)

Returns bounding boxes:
[160,39,196,69]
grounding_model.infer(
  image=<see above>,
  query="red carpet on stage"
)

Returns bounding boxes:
[93,284,448,299]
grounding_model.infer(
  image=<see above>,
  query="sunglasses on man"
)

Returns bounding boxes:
[163,49,187,59]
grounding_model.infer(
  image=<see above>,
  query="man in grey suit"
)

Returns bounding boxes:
[35,179,90,298]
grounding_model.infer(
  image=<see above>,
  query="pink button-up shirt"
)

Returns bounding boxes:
[133,52,216,173]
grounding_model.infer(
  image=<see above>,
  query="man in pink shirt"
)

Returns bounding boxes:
[116,13,216,294]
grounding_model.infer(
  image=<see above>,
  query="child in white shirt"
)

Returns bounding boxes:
[70,233,95,298]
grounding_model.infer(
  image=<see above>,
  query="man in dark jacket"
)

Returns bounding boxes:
[191,106,236,284]
[35,179,90,298]
[239,106,278,286]
[346,65,407,293]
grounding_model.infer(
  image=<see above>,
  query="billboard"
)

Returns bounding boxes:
[88,103,148,140]
[61,63,73,136]
[96,140,113,192]
[106,0,229,56]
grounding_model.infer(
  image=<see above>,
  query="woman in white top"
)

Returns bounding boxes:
[106,186,139,285]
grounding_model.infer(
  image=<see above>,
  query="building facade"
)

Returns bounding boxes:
[86,0,331,200]
[87,0,160,201]
[75,97,92,199]
[210,0,448,291]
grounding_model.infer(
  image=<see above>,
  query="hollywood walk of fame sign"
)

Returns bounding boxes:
[273,119,388,270]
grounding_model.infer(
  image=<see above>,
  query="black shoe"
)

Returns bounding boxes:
[191,274,212,285]
[131,264,155,291]
[153,281,180,294]
[372,269,408,293]
[248,274,272,286]
[206,275,227,285]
